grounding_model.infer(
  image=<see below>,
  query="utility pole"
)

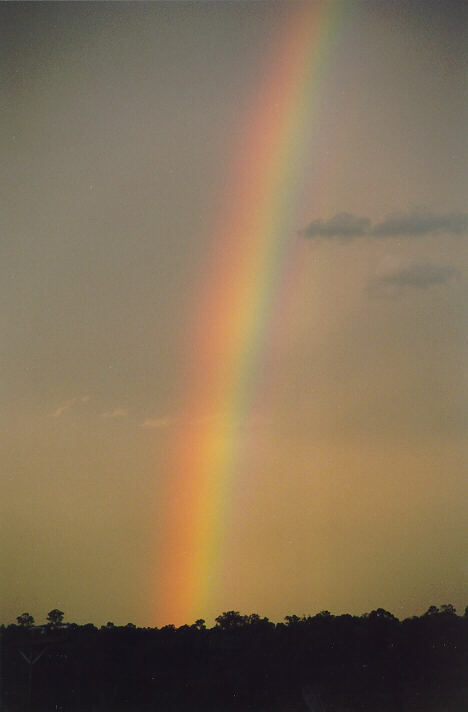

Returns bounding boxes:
[18,647,47,710]
[0,626,3,712]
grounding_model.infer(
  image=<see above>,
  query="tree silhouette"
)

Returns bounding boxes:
[440,604,456,616]
[215,611,246,630]
[284,614,302,626]
[46,609,64,628]
[16,612,35,627]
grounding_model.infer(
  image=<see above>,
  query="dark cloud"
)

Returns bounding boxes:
[372,210,468,237]
[300,212,371,239]
[301,210,468,241]
[369,259,459,296]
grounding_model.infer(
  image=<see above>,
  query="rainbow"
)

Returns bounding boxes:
[154,2,343,626]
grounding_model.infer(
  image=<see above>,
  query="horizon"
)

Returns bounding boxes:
[5,602,465,630]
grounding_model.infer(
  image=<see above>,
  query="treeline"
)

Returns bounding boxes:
[2,605,468,711]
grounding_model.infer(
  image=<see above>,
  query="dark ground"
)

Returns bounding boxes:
[2,606,468,711]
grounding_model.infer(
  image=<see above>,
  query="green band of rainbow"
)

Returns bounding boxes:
[154,1,343,626]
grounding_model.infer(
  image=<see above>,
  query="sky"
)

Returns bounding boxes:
[1,0,467,628]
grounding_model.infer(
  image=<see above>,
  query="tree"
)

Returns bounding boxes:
[369,608,396,620]
[245,613,272,628]
[47,609,64,628]
[315,610,332,619]
[440,604,456,616]
[215,611,247,630]
[284,614,301,626]
[16,612,35,628]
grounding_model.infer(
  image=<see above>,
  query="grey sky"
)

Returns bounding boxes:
[1,1,466,626]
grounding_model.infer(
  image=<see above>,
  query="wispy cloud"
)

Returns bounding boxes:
[300,209,468,241]
[140,416,174,429]
[369,258,459,297]
[372,210,468,237]
[52,400,76,418]
[102,408,127,419]
[300,212,371,240]
[51,396,91,418]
